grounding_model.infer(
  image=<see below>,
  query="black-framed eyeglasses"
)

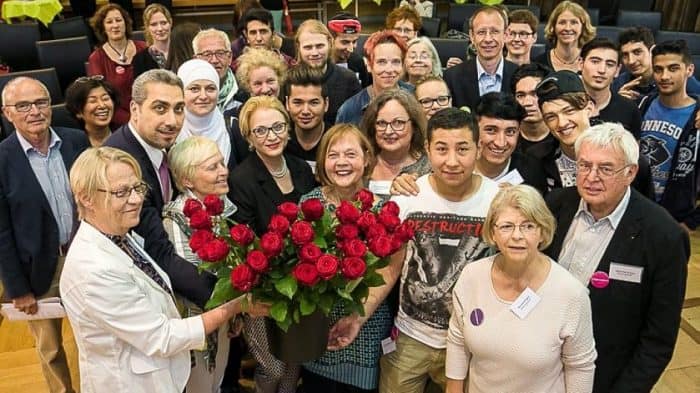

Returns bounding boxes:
[4,98,51,112]
[97,182,149,199]
[577,162,631,178]
[494,222,538,235]
[252,122,287,139]
[417,95,451,109]
[376,118,409,132]
[195,50,231,60]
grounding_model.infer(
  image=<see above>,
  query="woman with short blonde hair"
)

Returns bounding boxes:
[534,0,596,72]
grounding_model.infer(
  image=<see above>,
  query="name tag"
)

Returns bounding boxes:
[368,180,392,195]
[498,169,525,185]
[381,336,396,354]
[510,287,541,319]
[608,263,643,283]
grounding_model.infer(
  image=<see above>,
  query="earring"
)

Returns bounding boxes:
[248,144,255,151]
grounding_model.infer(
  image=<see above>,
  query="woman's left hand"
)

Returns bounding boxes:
[327,314,363,350]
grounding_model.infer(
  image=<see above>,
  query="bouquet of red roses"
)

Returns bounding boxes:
[183,189,413,332]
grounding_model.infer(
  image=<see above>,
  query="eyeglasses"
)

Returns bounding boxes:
[4,98,51,112]
[75,75,105,83]
[417,95,451,108]
[376,118,409,132]
[195,50,231,60]
[98,182,149,199]
[252,122,287,139]
[407,52,431,61]
[507,31,535,39]
[494,222,538,235]
[393,27,415,34]
[474,28,503,38]
[577,162,631,178]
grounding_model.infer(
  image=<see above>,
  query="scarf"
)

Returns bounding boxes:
[218,68,238,111]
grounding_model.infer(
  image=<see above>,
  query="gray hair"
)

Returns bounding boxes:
[575,122,639,165]
[132,69,183,105]
[406,37,443,77]
[192,28,231,54]
[1,77,50,106]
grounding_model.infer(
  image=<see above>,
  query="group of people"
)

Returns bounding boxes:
[0,1,695,393]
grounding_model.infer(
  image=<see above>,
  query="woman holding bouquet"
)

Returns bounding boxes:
[162,136,238,393]
[228,95,316,392]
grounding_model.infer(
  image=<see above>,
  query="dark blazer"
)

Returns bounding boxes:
[104,125,215,308]
[509,150,548,195]
[443,57,518,112]
[545,187,689,393]
[0,127,89,299]
[228,153,316,235]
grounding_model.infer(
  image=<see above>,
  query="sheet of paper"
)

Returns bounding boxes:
[1,297,66,321]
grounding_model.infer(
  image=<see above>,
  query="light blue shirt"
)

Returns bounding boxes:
[476,57,504,96]
[16,128,74,244]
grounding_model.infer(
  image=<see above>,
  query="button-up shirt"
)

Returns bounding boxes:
[476,57,504,96]
[129,123,171,202]
[16,128,73,244]
[558,187,631,285]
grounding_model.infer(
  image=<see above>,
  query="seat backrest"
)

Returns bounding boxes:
[616,11,661,33]
[655,30,700,55]
[0,68,64,104]
[421,17,441,38]
[448,4,480,32]
[353,34,370,57]
[692,55,700,80]
[531,43,546,60]
[132,30,146,43]
[429,38,470,67]
[595,26,625,43]
[36,36,92,92]
[537,23,547,45]
[280,36,295,58]
[0,23,41,71]
[50,16,94,44]
[506,5,542,21]
[588,8,600,26]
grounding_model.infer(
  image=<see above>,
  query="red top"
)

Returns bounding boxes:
[87,40,147,127]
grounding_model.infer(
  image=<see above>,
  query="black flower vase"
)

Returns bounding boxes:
[266,311,330,363]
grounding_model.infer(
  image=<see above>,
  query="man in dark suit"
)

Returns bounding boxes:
[545,122,689,393]
[0,77,89,393]
[443,5,518,112]
[103,69,214,308]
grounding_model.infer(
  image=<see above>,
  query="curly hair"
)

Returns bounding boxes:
[235,48,288,93]
[89,3,133,43]
[385,5,422,33]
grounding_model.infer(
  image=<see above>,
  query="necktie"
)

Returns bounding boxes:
[108,234,173,297]
[159,154,171,202]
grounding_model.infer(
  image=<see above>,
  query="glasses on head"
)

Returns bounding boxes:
[418,95,451,108]
[252,122,287,139]
[376,118,409,132]
[98,181,149,199]
[407,52,431,61]
[4,98,51,112]
[494,222,538,235]
[393,27,415,34]
[474,28,503,38]
[577,161,630,178]
[195,50,231,60]
[75,75,105,83]
[507,31,534,39]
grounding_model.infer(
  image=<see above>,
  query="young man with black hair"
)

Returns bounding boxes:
[327,13,371,87]
[232,8,295,71]
[580,38,642,137]
[638,40,699,231]
[510,63,557,153]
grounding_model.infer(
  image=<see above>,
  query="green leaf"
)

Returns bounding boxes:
[276,316,292,332]
[345,277,363,293]
[363,271,386,287]
[274,275,298,299]
[313,232,328,249]
[293,308,300,323]
[268,270,284,279]
[336,287,354,301]
[270,301,288,323]
[318,293,335,315]
[205,276,238,310]
[365,251,380,266]
[300,295,317,316]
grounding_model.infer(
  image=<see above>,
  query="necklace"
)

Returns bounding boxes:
[552,48,579,65]
[107,41,128,63]
[269,156,289,178]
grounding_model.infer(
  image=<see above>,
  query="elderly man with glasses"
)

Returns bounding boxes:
[192,28,240,112]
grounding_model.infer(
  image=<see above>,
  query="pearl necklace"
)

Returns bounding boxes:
[269,156,289,179]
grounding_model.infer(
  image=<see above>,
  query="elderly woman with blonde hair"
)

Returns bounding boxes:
[60,147,267,393]
[445,184,596,393]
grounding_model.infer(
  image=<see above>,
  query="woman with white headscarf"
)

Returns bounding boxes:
[177,59,235,169]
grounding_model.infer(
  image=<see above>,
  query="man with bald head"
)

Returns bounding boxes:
[0,77,89,393]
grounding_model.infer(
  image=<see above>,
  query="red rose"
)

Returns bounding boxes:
[365,223,387,240]
[292,263,320,286]
[355,188,374,211]
[394,222,415,243]
[183,198,203,218]
[229,224,255,246]
[230,264,258,292]
[189,229,214,253]
[197,238,229,262]
[336,200,361,224]
[301,198,324,221]
[259,232,284,257]
[189,210,212,230]
[267,214,290,234]
[378,211,401,232]
[357,211,378,231]
[335,223,359,240]
[380,200,400,217]
[246,250,269,273]
[299,243,322,263]
[290,220,315,245]
[368,235,394,257]
[390,235,402,254]
[341,257,367,280]
[316,254,339,280]
[203,195,224,216]
[277,202,299,222]
[343,238,367,258]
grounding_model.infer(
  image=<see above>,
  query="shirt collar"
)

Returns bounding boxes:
[575,186,631,229]
[476,57,504,78]
[128,123,165,169]
[16,127,61,156]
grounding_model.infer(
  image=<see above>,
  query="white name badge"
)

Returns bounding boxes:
[510,287,541,319]
[608,263,643,284]
[381,337,396,355]
[305,160,317,175]
[498,169,525,185]
[368,180,392,195]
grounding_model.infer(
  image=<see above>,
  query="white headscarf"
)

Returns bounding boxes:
[176,59,231,164]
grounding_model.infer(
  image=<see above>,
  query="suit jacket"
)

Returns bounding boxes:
[60,221,204,393]
[0,127,89,299]
[443,57,518,112]
[545,187,689,393]
[104,125,215,308]
[228,153,316,235]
